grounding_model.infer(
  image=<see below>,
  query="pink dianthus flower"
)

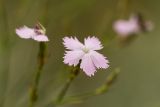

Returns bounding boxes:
[63,36,109,77]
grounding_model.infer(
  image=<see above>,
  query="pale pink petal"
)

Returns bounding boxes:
[90,51,109,69]
[113,18,139,36]
[63,50,85,66]
[113,20,132,36]
[84,36,103,50]
[16,26,35,39]
[33,35,49,42]
[63,37,84,50]
[80,53,96,77]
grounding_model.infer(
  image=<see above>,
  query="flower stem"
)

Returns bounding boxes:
[55,64,81,104]
[117,0,130,18]
[29,42,46,107]
[60,69,120,105]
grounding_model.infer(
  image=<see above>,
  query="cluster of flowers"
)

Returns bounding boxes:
[16,24,109,77]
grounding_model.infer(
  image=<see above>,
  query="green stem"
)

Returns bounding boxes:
[116,0,130,18]
[29,0,50,106]
[55,64,81,104]
[29,42,46,107]
[60,69,120,105]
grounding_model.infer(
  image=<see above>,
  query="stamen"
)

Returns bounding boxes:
[82,47,89,53]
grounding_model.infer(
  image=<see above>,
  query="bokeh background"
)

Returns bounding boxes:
[0,0,160,107]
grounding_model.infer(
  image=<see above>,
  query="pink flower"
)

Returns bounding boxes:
[63,36,109,77]
[113,14,153,36]
[15,24,49,42]
[113,15,140,36]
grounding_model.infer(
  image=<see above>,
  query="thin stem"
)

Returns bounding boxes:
[60,69,120,105]
[116,0,130,18]
[29,0,50,106]
[55,64,81,104]
[29,42,46,107]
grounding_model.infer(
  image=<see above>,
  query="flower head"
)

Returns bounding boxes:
[113,14,153,37]
[113,15,140,36]
[63,36,109,77]
[15,23,49,42]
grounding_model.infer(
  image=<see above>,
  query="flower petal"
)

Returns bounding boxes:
[113,20,131,36]
[113,17,139,36]
[63,50,85,66]
[33,35,49,42]
[63,37,84,50]
[15,26,35,39]
[80,53,96,77]
[90,51,109,69]
[84,36,103,50]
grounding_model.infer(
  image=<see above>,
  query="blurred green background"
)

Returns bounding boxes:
[0,0,160,107]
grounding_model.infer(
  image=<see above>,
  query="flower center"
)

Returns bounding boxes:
[82,47,90,53]
[34,23,46,35]
[34,29,45,35]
